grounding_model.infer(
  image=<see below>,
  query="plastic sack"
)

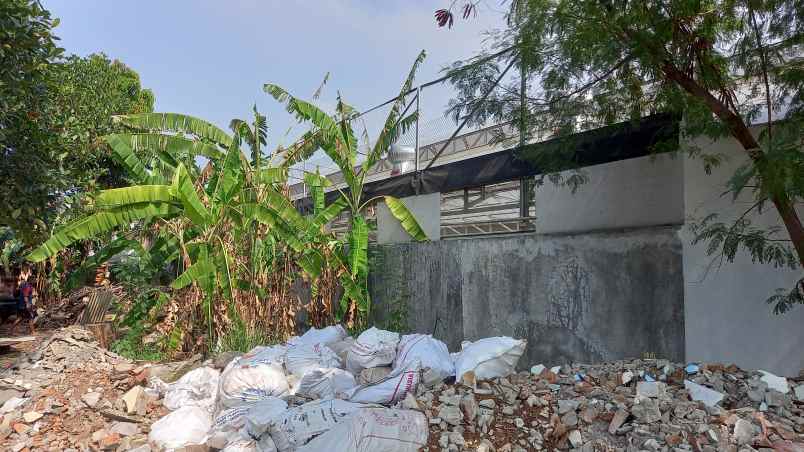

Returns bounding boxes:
[267,399,376,452]
[222,435,277,452]
[296,368,357,399]
[285,343,341,378]
[219,362,289,408]
[292,325,348,346]
[297,408,428,452]
[347,360,421,405]
[151,366,220,414]
[149,405,211,450]
[394,334,454,386]
[328,337,355,364]
[345,327,400,373]
[239,345,287,367]
[208,398,287,450]
[454,337,526,382]
[358,367,391,385]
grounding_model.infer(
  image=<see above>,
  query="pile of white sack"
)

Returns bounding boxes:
[146,325,527,452]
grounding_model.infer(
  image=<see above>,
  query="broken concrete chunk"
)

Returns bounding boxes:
[636,381,667,398]
[438,404,463,426]
[121,386,147,415]
[758,370,789,394]
[82,391,102,408]
[631,398,661,423]
[22,411,42,423]
[732,418,755,445]
[684,380,724,407]
[794,384,804,402]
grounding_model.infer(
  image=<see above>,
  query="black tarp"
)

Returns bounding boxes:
[297,114,679,212]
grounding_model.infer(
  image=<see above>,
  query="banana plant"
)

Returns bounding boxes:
[264,51,430,325]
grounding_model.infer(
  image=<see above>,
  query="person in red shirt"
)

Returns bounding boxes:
[12,269,36,335]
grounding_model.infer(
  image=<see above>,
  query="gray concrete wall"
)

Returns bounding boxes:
[370,226,685,366]
[682,129,804,376]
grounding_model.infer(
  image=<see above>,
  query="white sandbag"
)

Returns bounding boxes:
[285,343,341,378]
[358,366,392,385]
[149,405,211,450]
[293,325,347,346]
[454,337,526,382]
[220,431,278,452]
[297,408,427,452]
[345,327,400,373]
[208,398,287,449]
[347,360,421,405]
[328,337,355,363]
[296,368,357,399]
[268,399,376,452]
[152,366,220,414]
[394,334,454,386]
[219,362,289,408]
[239,345,287,367]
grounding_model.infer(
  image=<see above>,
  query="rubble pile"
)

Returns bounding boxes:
[0,326,175,451]
[418,360,804,451]
[0,323,802,452]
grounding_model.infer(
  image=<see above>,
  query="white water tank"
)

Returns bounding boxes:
[388,144,416,175]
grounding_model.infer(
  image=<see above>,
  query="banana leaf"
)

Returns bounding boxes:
[171,257,215,289]
[383,196,428,241]
[113,113,233,149]
[94,185,175,209]
[173,163,210,225]
[27,203,178,263]
[348,216,369,278]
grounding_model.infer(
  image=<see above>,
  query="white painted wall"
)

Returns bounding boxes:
[682,128,804,376]
[532,153,685,234]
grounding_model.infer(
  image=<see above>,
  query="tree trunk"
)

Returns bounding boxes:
[662,63,804,265]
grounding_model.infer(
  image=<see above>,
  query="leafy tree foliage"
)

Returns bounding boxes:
[436,0,804,311]
[1,1,154,245]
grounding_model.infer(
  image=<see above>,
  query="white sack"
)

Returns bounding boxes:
[285,343,341,378]
[296,368,357,399]
[454,337,526,382]
[292,325,347,346]
[358,366,392,385]
[328,337,355,363]
[347,360,421,405]
[219,362,289,408]
[152,366,220,414]
[297,408,428,452]
[394,334,454,386]
[268,399,376,452]
[345,327,400,373]
[220,431,278,452]
[239,345,287,367]
[208,398,287,450]
[149,405,211,450]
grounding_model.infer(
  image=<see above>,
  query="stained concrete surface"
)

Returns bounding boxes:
[370,226,685,366]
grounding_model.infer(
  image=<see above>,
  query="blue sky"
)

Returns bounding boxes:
[45,1,504,174]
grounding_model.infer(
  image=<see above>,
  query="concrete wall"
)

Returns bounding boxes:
[370,227,685,366]
[532,153,684,234]
[682,130,804,376]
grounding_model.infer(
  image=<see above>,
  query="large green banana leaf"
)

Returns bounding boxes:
[94,185,175,209]
[304,171,331,214]
[214,140,244,204]
[383,196,429,241]
[109,133,225,162]
[27,203,178,262]
[256,168,288,185]
[171,258,216,289]
[173,163,210,225]
[105,134,153,184]
[339,273,368,315]
[113,113,233,149]
[348,216,369,278]
[311,196,348,231]
[241,204,305,252]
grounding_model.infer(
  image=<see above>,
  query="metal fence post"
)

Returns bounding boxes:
[414,86,421,173]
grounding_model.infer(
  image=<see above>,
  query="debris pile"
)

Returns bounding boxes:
[1,323,803,452]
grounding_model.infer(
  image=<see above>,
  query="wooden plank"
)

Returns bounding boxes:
[0,336,37,346]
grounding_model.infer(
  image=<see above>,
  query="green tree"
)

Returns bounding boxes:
[1,0,154,245]
[436,0,803,312]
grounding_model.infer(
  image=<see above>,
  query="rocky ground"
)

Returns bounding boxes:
[0,326,803,451]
